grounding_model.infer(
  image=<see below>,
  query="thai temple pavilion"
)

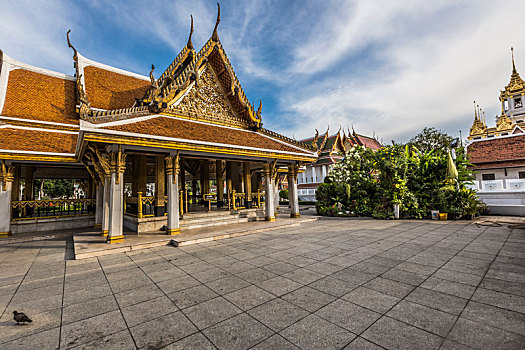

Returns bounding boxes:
[297,128,381,200]
[0,5,317,241]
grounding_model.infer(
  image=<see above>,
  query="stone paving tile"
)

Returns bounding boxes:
[235,268,277,284]
[405,287,469,316]
[471,287,525,314]
[479,276,525,296]
[130,311,197,349]
[160,332,216,350]
[256,276,302,297]
[420,277,477,299]
[114,284,165,308]
[342,286,401,314]
[183,296,242,330]
[223,285,275,311]
[316,299,382,334]
[307,275,359,297]
[343,336,385,350]
[121,296,178,328]
[157,274,201,294]
[280,314,356,350]
[70,329,136,350]
[251,334,300,350]
[203,313,273,350]
[363,276,415,298]
[62,294,119,325]
[281,286,336,312]
[461,300,525,336]
[386,299,457,337]
[0,327,60,350]
[248,298,309,332]
[61,310,127,349]
[168,284,219,310]
[1,219,525,349]
[205,275,250,295]
[448,317,525,350]
[362,316,443,350]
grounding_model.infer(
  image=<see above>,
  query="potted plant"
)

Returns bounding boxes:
[392,198,401,219]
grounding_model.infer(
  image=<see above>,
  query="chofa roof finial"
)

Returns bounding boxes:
[66,29,77,59]
[212,2,221,42]
[187,15,194,50]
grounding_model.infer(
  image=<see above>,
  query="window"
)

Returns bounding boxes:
[504,100,509,111]
[519,172,525,179]
[501,133,508,136]
[482,173,496,181]
[515,97,523,109]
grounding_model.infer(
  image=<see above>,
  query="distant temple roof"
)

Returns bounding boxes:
[467,133,525,169]
[300,127,381,166]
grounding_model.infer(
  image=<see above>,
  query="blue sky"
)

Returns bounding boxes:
[1,0,524,142]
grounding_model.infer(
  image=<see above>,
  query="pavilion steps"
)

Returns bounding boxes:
[179,209,265,230]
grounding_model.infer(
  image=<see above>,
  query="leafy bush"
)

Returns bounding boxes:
[316,144,485,219]
[279,189,289,201]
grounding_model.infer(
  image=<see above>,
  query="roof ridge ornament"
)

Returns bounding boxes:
[212,3,221,42]
[187,15,194,50]
[67,30,91,120]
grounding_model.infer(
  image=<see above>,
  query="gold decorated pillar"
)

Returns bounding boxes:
[200,160,210,204]
[87,148,111,236]
[155,155,165,216]
[0,161,14,237]
[107,146,127,243]
[243,162,252,208]
[216,160,224,207]
[165,153,181,235]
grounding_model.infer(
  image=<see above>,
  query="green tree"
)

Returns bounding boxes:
[408,127,453,152]
[34,179,75,199]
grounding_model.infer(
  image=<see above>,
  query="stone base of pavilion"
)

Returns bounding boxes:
[73,215,319,260]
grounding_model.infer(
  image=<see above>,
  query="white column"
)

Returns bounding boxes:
[166,154,180,235]
[312,166,317,183]
[101,177,110,236]
[107,171,124,243]
[288,166,300,218]
[263,164,275,221]
[0,180,13,237]
[94,180,103,228]
[274,177,279,212]
[322,165,327,181]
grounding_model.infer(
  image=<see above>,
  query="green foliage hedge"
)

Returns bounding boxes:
[316,145,486,219]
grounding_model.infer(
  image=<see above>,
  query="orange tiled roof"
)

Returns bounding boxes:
[102,116,309,154]
[467,134,525,166]
[0,127,77,154]
[83,66,150,110]
[1,69,78,125]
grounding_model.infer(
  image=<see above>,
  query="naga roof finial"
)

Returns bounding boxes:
[256,100,262,119]
[66,29,77,60]
[212,2,221,42]
[149,64,156,85]
[187,15,194,50]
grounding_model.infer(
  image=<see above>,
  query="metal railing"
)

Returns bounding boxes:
[11,198,96,220]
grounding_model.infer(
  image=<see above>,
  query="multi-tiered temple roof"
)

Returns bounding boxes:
[0,6,316,164]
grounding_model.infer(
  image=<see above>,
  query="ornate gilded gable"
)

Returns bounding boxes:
[496,114,513,131]
[170,64,240,124]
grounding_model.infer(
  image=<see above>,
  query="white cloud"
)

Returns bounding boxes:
[280,0,525,142]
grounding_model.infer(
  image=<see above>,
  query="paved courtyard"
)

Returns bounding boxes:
[0,218,524,350]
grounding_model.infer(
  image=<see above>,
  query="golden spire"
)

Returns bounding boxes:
[473,100,478,120]
[212,3,221,42]
[186,15,194,50]
[504,47,525,94]
[512,47,516,73]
